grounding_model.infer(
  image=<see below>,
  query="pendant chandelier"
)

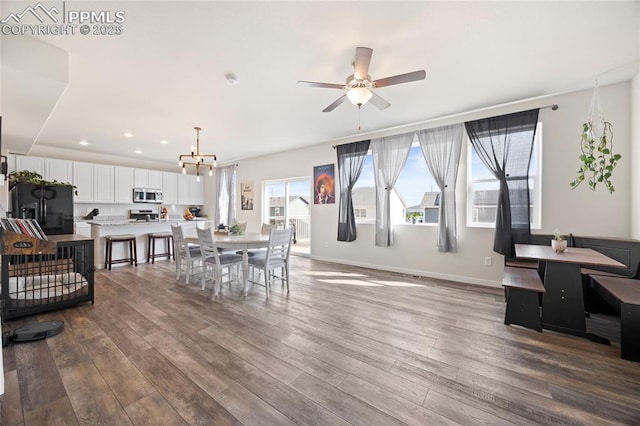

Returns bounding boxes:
[178,126,216,182]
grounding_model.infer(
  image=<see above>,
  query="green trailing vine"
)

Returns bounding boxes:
[570,121,621,194]
[8,170,78,195]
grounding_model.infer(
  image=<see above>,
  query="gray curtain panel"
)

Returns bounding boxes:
[416,123,464,253]
[371,133,413,247]
[215,165,237,226]
[337,140,370,242]
[465,109,539,258]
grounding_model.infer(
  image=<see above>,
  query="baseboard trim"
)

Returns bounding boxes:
[309,255,503,288]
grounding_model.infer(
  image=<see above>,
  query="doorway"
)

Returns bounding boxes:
[263,178,311,256]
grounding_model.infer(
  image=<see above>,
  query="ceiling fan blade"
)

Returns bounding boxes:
[297,80,344,89]
[353,47,373,80]
[322,95,347,112]
[373,70,426,88]
[369,91,391,110]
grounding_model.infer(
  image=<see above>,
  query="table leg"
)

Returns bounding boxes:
[542,261,587,335]
[242,249,249,296]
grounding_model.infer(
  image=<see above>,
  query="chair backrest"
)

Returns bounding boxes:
[265,228,293,265]
[171,225,186,253]
[261,223,277,234]
[233,221,248,233]
[196,226,221,265]
[171,225,198,260]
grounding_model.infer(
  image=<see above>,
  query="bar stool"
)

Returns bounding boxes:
[105,234,138,270]
[147,232,174,263]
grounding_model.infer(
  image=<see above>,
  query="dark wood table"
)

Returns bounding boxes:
[514,244,626,340]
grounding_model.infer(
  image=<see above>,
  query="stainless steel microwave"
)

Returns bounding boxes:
[133,188,163,204]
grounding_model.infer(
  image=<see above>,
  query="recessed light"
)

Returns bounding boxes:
[134,149,142,154]
[160,139,168,144]
[79,140,88,146]
[123,131,134,138]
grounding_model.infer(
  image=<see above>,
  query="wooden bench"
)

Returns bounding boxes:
[589,275,640,362]
[502,266,545,332]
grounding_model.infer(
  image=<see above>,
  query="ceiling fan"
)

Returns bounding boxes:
[297,46,426,112]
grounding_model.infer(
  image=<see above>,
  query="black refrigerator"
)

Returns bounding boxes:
[10,183,74,235]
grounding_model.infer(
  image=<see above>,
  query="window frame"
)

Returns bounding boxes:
[352,139,440,226]
[466,122,542,229]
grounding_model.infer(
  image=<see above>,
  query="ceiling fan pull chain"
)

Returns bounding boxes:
[358,106,361,131]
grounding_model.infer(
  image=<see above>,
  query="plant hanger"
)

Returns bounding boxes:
[570,80,621,194]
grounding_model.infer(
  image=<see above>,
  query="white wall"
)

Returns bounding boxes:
[212,82,632,288]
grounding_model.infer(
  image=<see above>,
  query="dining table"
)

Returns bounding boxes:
[514,243,626,342]
[186,231,270,296]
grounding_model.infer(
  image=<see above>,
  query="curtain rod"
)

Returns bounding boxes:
[331,103,559,149]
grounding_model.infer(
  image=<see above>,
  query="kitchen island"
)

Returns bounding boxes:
[90,219,215,269]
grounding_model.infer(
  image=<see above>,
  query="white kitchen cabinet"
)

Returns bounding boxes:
[162,172,178,205]
[14,155,44,175]
[149,170,163,189]
[94,164,115,203]
[134,169,149,188]
[177,174,204,205]
[74,221,92,237]
[115,166,134,204]
[134,169,163,189]
[191,176,204,205]
[73,162,95,203]
[44,158,73,183]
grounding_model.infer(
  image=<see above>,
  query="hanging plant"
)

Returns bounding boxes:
[570,82,621,194]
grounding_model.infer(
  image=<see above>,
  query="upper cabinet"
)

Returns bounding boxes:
[14,156,44,175]
[134,169,163,189]
[162,172,178,205]
[73,162,95,203]
[114,166,134,204]
[73,162,115,204]
[177,174,204,205]
[44,158,73,183]
[12,156,73,184]
[93,164,115,203]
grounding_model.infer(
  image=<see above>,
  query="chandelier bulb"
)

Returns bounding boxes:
[178,160,183,167]
[196,175,200,182]
[209,166,213,176]
[182,166,186,174]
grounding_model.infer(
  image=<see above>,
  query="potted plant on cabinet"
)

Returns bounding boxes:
[8,170,78,195]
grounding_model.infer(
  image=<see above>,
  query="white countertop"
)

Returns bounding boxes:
[89,218,213,226]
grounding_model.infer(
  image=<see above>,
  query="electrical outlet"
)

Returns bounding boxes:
[484,256,492,266]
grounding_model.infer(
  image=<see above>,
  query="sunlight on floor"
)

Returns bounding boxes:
[317,278,424,287]
[369,280,424,287]
[318,279,382,287]
[303,271,369,277]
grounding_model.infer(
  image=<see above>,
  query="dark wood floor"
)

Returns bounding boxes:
[2,256,639,425]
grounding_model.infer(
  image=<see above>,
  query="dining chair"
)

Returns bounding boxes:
[239,223,278,258]
[196,227,244,297]
[248,227,293,299]
[171,225,202,285]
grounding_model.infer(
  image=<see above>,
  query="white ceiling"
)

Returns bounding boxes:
[1,1,639,170]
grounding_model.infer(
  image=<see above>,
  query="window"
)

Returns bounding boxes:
[352,137,438,224]
[354,208,367,218]
[466,123,542,228]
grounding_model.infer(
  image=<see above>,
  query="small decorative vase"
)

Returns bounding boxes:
[551,239,567,253]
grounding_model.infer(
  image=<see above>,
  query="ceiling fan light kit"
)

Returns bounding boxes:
[297,46,426,114]
[346,86,373,107]
[178,126,216,182]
